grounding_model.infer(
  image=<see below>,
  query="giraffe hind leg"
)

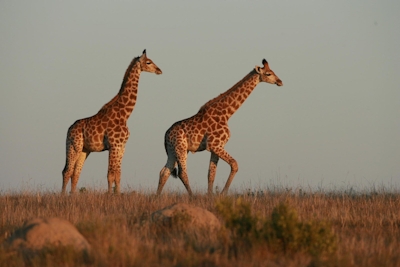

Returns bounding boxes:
[70,150,90,193]
[171,150,190,178]
[207,152,219,195]
[157,153,177,195]
[175,151,193,196]
[62,143,79,194]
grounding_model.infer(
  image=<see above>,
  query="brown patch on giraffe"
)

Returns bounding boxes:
[120,109,126,117]
[210,123,216,131]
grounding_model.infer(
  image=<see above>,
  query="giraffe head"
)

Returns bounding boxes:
[138,49,162,75]
[255,59,282,86]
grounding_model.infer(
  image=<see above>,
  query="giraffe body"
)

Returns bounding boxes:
[157,59,282,196]
[62,50,162,194]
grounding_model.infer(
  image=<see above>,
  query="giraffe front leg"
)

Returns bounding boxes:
[107,146,124,194]
[207,152,219,195]
[211,147,238,195]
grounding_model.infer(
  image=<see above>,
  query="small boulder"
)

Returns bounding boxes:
[151,203,221,230]
[6,217,91,253]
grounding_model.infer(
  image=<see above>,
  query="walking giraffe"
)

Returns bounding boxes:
[62,50,162,194]
[157,59,282,196]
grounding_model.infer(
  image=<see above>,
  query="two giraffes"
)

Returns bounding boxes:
[62,50,283,195]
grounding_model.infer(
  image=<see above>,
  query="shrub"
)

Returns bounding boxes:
[216,197,257,240]
[216,198,337,258]
[263,203,337,256]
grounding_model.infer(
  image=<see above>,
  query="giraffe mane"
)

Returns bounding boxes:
[98,56,141,112]
[198,69,257,111]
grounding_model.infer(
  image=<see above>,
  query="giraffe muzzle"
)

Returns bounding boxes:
[276,79,283,86]
[155,68,162,75]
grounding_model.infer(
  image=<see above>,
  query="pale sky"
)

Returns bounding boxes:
[1,1,399,193]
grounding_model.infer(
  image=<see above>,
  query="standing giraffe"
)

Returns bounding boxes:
[62,50,162,194]
[157,59,282,196]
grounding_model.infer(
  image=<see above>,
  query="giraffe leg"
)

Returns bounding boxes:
[211,147,238,195]
[207,152,219,195]
[70,150,90,194]
[62,136,85,194]
[175,150,193,196]
[107,146,124,194]
[157,154,177,195]
[62,143,78,194]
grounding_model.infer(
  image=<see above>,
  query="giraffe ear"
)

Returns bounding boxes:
[262,59,269,69]
[255,66,262,73]
[140,49,147,59]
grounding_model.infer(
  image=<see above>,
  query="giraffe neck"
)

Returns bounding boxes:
[205,70,259,120]
[116,59,141,120]
[97,57,141,121]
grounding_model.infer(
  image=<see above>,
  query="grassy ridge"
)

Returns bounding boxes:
[0,188,399,266]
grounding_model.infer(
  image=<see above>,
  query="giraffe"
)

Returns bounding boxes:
[62,49,162,194]
[157,59,282,196]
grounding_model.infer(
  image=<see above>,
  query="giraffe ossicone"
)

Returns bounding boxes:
[62,50,162,194]
[157,59,282,196]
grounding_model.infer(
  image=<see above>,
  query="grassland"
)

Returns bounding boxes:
[0,187,399,267]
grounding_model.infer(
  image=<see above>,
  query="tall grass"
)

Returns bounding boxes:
[0,187,399,266]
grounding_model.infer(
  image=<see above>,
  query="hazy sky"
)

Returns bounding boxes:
[1,1,399,193]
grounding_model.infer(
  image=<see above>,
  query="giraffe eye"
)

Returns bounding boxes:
[266,73,271,76]
[146,61,151,65]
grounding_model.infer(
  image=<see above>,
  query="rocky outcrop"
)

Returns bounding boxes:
[6,217,91,253]
[151,203,221,230]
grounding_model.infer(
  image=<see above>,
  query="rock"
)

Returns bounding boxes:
[6,217,91,253]
[151,203,221,230]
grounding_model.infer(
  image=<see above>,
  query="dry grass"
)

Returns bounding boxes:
[0,187,399,267]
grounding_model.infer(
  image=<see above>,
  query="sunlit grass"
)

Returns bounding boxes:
[0,186,399,266]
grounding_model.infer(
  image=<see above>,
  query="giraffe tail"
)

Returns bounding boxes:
[171,168,178,178]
